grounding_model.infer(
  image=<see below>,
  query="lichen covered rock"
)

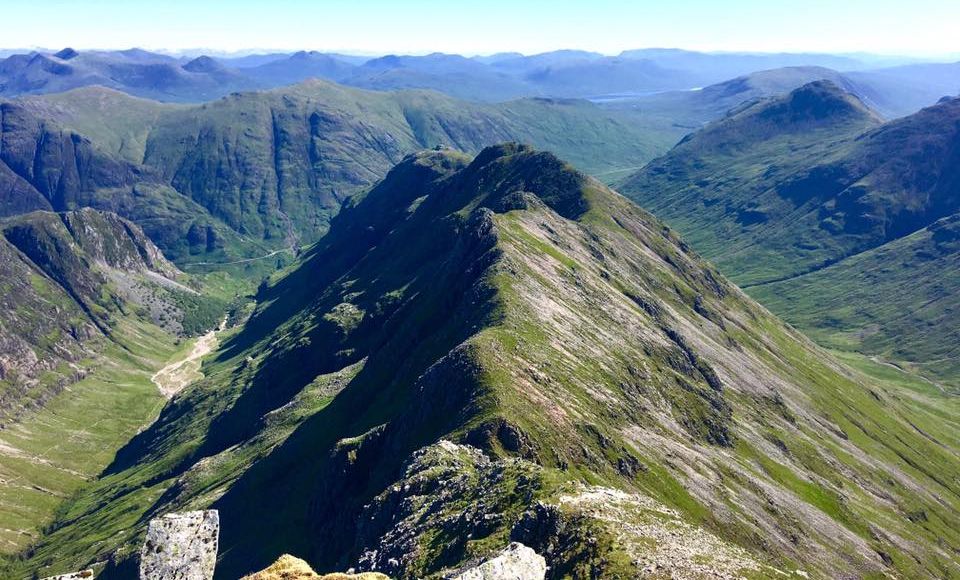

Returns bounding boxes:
[356,440,547,578]
[139,510,219,580]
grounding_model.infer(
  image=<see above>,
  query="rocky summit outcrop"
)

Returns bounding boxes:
[139,510,219,580]
[448,543,546,580]
[357,440,760,579]
[241,554,390,580]
[356,440,550,577]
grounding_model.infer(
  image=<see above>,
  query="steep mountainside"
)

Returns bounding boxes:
[15,146,960,579]
[0,208,223,421]
[0,99,260,267]
[621,84,960,386]
[749,213,960,385]
[621,81,886,285]
[6,81,676,268]
[12,87,182,163]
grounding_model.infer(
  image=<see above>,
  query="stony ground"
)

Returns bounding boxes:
[151,317,225,398]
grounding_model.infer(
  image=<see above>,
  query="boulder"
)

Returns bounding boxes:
[449,543,546,580]
[139,510,219,580]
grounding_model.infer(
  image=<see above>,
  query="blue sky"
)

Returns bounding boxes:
[4,0,959,56]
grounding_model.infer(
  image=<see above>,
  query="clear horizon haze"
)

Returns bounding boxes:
[3,0,959,58]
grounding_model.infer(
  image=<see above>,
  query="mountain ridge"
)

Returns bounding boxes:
[13,145,960,579]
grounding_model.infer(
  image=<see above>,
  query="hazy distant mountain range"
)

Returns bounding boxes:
[1,47,957,115]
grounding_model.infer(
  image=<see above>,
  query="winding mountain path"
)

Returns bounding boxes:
[184,247,295,267]
[151,318,226,398]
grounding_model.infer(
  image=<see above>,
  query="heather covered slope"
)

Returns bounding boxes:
[14,146,960,579]
[620,85,960,387]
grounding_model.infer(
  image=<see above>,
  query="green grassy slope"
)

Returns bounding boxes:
[16,87,184,164]
[620,80,884,286]
[11,145,960,579]
[0,98,270,272]
[751,213,960,390]
[620,84,960,386]
[136,80,678,248]
[0,207,231,557]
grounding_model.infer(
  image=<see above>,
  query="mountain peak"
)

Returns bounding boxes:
[767,79,878,123]
[53,47,79,60]
[182,55,224,73]
[455,143,593,220]
[290,50,328,60]
[668,80,881,152]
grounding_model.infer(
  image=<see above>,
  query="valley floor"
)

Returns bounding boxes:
[0,320,186,553]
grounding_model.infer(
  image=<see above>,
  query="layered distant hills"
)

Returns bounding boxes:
[2,48,954,280]
[622,81,960,387]
[2,81,676,271]
[1,47,957,116]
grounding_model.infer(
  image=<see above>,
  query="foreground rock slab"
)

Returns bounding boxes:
[139,510,219,580]
[450,543,546,580]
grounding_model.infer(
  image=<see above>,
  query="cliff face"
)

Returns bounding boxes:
[0,102,134,214]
